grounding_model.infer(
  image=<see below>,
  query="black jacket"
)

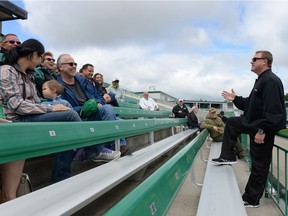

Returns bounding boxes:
[172,104,189,118]
[233,69,286,133]
[188,111,200,129]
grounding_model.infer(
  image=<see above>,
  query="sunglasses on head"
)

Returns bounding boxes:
[44,57,55,62]
[3,40,21,45]
[61,62,77,67]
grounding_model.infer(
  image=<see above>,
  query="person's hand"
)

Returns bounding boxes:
[221,89,236,101]
[52,104,70,112]
[213,126,218,131]
[0,118,12,123]
[97,103,102,107]
[254,132,265,144]
[103,94,111,103]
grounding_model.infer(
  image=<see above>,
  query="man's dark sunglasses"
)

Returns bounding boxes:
[61,62,77,67]
[3,40,21,45]
[252,57,266,62]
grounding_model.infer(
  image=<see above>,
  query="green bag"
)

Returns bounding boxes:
[80,99,99,118]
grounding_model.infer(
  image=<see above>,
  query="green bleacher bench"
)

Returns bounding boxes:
[117,101,140,109]
[123,96,139,104]
[105,129,206,216]
[0,119,188,164]
[196,141,247,216]
[0,126,198,216]
[113,106,172,119]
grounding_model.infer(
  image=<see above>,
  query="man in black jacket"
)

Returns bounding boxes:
[172,99,189,118]
[212,50,286,208]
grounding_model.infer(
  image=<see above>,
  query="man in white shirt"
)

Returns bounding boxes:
[139,92,159,111]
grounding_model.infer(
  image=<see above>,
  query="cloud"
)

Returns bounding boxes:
[18,0,288,100]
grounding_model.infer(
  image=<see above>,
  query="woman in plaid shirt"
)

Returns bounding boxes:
[0,39,81,203]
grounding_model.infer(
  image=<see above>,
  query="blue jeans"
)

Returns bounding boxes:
[13,110,81,122]
[14,110,83,183]
[86,104,117,121]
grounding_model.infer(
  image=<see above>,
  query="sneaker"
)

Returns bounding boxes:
[243,201,259,208]
[92,148,121,162]
[211,157,237,165]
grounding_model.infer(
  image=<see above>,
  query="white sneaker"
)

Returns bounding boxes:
[92,149,121,162]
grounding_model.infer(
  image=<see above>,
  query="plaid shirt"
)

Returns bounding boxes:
[0,64,50,119]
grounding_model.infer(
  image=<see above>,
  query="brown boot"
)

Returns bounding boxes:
[237,150,245,159]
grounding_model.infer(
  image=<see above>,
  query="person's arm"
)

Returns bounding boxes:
[222,89,246,111]
[257,78,286,132]
[0,66,51,115]
[139,98,149,110]
[150,98,159,109]
[200,119,214,130]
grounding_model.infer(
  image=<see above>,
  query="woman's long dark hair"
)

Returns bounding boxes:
[4,39,45,65]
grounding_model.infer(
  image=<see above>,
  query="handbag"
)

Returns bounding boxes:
[16,173,33,197]
[80,98,99,118]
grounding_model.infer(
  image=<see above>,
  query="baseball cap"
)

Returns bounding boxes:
[209,107,217,113]
[178,99,184,102]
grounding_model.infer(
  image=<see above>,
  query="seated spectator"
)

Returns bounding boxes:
[172,99,189,118]
[200,108,245,158]
[0,39,84,201]
[56,54,125,159]
[41,80,73,109]
[107,78,125,102]
[139,91,159,111]
[0,33,21,65]
[187,106,200,129]
[80,64,114,106]
[33,51,58,98]
[217,110,227,123]
[93,72,119,107]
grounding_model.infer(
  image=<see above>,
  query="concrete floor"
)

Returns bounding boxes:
[167,142,283,216]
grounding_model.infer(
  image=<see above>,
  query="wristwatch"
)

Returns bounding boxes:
[257,129,265,134]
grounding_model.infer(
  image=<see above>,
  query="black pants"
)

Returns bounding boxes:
[220,116,275,205]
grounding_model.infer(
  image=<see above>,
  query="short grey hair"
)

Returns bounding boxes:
[56,54,70,68]
[191,106,198,111]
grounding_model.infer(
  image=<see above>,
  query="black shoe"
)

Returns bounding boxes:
[211,157,237,165]
[243,201,259,208]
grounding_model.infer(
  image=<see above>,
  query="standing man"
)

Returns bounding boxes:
[212,50,286,208]
[172,99,189,118]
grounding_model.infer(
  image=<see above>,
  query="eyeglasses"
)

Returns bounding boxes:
[252,57,266,62]
[44,57,55,62]
[3,40,21,45]
[61,62,77,67]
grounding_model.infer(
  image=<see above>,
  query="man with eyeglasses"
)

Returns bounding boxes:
[57,54,121,162]
[33,51,58,98]
[211,50,286,208]
[0,33,21,65]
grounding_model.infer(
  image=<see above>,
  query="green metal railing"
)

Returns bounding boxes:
[241,130,288,215]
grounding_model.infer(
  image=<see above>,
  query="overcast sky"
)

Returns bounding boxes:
[3,0,288,101]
